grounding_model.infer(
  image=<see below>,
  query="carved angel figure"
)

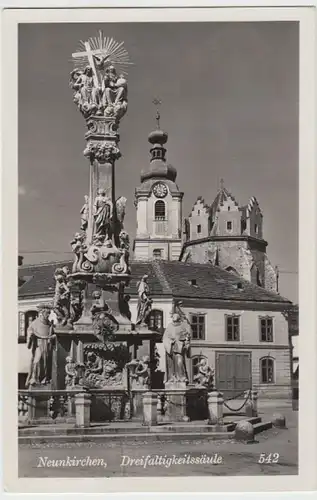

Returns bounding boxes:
[53,267,71,326]
[65,356,78,387]
[80,195,89,231]
[115,196,127,231]
[193,358,214,390]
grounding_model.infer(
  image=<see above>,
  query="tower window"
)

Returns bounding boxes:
[154,200,166,220]
[197,210,200,215]
[197,224,201,234]
[153,249,162,260]
[227,221,232,231]
[228,207,230,211]
[254,223,258,234]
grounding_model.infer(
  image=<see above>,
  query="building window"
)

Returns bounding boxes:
[19,310,38,343]
[260,317,273,342]
[226,315,240,341]
[260,357,275,384]
[147,309,163,332]
[197,210,200,215]
[228,206,230,211]
[190,314,206,340]
[191,355,207,381]
[197,224,201,234]
[254,223,258,234]
[226,221,232,231]
[153,249,162,260]
[154,200,166,220]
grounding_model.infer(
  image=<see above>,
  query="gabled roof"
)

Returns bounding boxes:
[18,259,291,305]
[209,186,239,221]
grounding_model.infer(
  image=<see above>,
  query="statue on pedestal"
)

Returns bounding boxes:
[136,274,152,326]
[25,304,55,388]
[163,312,191,384]
[93,188,113,241]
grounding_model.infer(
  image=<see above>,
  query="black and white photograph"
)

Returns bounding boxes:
[2,4,317,495]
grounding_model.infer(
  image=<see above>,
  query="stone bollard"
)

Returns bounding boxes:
[234,420,255,442]
[251,390,258,416]
[272,413,286,428]
[75,391,91,428]
[245,390,258,418]
[207,391,224,425]
[143,391,158,426]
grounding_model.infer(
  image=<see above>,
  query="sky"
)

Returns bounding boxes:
[18,21,299,303]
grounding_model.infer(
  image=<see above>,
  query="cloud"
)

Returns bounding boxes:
[18,185,27,196]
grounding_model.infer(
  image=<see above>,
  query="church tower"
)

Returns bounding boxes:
[181,181,278,292]
[133,115,183,261]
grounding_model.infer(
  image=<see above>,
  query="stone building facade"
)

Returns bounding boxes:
[180,185,278,292]
[18,260,293,400]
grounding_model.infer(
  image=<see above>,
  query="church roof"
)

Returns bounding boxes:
[18,259,291,305]
[209,185,239,220]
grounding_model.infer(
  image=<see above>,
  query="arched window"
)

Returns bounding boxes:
[19,309,38,343]
[147,309,164,332]
[191,355,207,382]
[154,200,166,221]
[260,357,275,384]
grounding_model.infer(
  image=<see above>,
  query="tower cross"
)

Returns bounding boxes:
[152,97,162,129]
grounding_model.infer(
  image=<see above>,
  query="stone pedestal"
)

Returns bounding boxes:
[163,389,188,422]
[245,389,258,418]
[75,391,91,428]
[142,391,158,426]
[207,391,224,424]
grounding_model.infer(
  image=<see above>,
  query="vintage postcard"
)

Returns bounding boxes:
[1,4,317,495]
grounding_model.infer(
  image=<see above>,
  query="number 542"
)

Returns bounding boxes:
[258,453,279,464]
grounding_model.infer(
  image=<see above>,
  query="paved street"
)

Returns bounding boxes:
[19,410,298,477]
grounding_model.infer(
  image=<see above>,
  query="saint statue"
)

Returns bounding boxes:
[135,274,152,325]
[25,304,55,387]
[93,188,113,240]
[163,313,191,384]
[80,195,89,231]
[70,66,101,116]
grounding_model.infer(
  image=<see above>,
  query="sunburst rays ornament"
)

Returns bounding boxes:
[72,30,133,86]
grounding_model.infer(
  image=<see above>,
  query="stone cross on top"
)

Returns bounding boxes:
[72,31,132,87]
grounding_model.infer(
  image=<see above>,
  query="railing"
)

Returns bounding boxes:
[18,389,79,424]
[18,388,132,425]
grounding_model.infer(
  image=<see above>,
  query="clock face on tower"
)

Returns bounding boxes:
[153,182,168,198]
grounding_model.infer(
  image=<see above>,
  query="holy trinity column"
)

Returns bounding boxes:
[68,32,132,284]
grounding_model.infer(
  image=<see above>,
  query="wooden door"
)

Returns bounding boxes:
[216,351,252,398]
